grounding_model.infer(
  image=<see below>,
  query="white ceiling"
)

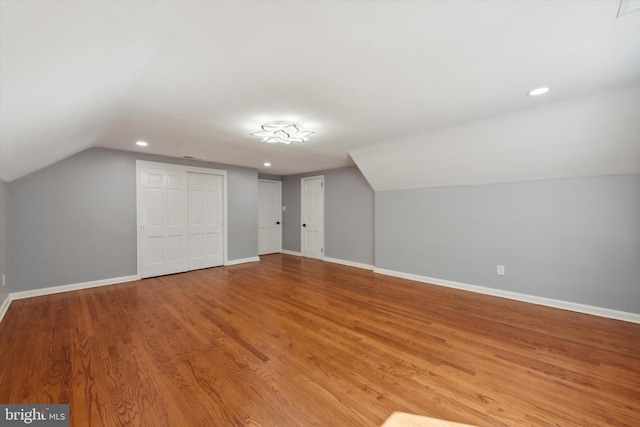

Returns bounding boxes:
[1,0,639,183]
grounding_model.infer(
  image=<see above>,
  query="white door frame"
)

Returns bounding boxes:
[136,160,228,277]
[301,175,324,260]
[258,179,282,255]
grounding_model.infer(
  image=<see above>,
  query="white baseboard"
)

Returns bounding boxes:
[281,250,302,257]
[281,252,374,271]
[10,274,140,301]
[5,264,634,325]
[225,256,260,266]
[0,294,11,323]
[374,268,640,324]
[324,257,374,271]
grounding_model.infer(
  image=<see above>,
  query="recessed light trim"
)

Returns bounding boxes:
[264,162,271,167]
[251,121,315,144]
[527,87,551,96]
[136,140,148,147]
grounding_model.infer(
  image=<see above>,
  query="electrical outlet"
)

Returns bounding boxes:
[497,265,505,276]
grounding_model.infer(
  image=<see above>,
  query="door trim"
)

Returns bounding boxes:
[136,160,228,277]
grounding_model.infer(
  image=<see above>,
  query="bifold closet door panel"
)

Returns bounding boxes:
[138,167,190,278]
[189,172,224,270]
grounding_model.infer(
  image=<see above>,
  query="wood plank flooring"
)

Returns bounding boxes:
[1,254,639,426]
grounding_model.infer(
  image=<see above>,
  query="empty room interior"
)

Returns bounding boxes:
[0,1,639,426]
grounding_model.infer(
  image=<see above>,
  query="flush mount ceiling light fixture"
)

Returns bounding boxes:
[250,121,315,144]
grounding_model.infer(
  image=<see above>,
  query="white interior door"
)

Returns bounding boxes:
[138,167,189,278]
[258,180,282,255]
[189,173,224,269]
[301,176,324,259]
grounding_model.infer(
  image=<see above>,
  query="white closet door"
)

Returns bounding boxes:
[189,173,224,269]
[258,180,282,255]
[301,176,324,259]
[139,167,189,278]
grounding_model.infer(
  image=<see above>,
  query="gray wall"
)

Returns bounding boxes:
[282,166,375,266]
[7,147,258,292]
[258,173,282,181]
[6,146,637,316]
[376,174,640,313]
[0,181,8,308]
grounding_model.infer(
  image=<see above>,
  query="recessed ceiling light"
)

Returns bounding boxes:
[527,87,551,96]
[264,162,271,167]
[136,140,148,147]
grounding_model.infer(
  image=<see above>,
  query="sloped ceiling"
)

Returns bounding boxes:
[1,1,639,184]
[351,84,640,191]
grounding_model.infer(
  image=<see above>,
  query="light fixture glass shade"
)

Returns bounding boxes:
[251,121,315,144]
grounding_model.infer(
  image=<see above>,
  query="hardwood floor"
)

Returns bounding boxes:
[1,254,639,426]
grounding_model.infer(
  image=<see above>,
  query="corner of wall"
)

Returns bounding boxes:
[0,179,9,321]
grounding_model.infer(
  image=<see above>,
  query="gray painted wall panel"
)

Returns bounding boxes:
[282,175,302,252]
[0,181,9,308]
[7,148,258,292]
[282,166,374,266]
[375,175,640,313]
[325,167,375,266]
[258,173,282,181]
[8,149,137,291]
[227,167,259,260]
